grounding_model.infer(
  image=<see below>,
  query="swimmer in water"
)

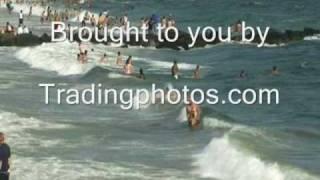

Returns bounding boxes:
[77,54,81,63]
[90,14,96,27]
[271,66,279,75]
[116,51,123,65]
[239,70,247,79]
[171,60,179,79]
[100,53,107,63]
[186,98,201,129]
[138,68,146,80]
[193,65,200,79]
[40,11,45,24]
[79,42,86,54]
[123,56,134,75]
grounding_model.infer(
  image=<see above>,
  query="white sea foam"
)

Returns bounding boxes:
[0,111,70,153]
[15,41,95,76]
[193,135,285,180]
[12,158,149,180]
[304,34,320,41]
[135,57,198,70]
[193,117,319,180]
[0,111,149,180]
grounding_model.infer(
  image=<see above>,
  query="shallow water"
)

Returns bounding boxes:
[0,1,320,180]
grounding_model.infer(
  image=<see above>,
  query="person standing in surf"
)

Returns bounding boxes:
[116,51,123,65]
[28,5,32,17]
[100,53,108,64]
[171,60,179,79]
[193,65,200,79]
[0,132,11,180]
[123,56,134,75]
[138,68,146,80]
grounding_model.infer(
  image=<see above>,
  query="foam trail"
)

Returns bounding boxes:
[202,117,234,129]
[107,72,132,79]
[15,41,95,76]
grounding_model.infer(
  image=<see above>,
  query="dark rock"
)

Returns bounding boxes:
[1,26,320,50]
[0,33,42,46]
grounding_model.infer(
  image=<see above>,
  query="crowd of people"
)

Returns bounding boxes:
[0,4,31,35]
[75,37,280,129]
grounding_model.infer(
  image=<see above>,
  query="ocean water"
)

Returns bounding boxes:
[0,0,320,180]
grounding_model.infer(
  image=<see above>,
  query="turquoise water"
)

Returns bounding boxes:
[0,0,320,180]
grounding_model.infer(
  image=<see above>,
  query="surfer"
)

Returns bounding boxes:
[123,56,134,75]
[171,60,179,79]
[0,132,11,180]
[116,51,123,65]
[186,98,201,129]
[271,66,279,75]
[193,65,200,79]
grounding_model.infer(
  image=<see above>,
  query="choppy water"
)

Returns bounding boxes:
[0,0,320,180]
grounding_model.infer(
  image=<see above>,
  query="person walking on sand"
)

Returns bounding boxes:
[19,10,24,25]
[0,132,11,180]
